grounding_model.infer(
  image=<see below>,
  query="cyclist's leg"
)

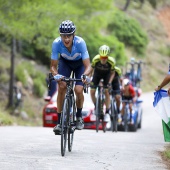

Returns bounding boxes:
[103,74,110,114]
[90,74,99,108]
[104,89,110,113]
[74,61,85,130]
[53,58,71,134]
[90,88,96,107]
[119,96,126,123]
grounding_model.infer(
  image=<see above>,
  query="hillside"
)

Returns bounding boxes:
[115,0,170,91]
[0,1,170,126]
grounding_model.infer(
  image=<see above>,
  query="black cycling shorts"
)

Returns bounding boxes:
[58,57,84,86]
[122,96,133,101]
[90,73,110,89]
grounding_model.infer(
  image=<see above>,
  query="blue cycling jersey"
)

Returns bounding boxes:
[51,36,89,61]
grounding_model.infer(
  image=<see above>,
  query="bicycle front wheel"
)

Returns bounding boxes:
[95,97,101,132]
[68,96,76,152]
[61,98,69,156]
[123,107,129,132]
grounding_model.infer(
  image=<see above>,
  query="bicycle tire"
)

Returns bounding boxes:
[110,98,118,132]
[102,119,106,133]
[68,96,76,152]
[95,96,100,133]
[61,98,69,156]
[124,107,129,132]
[101,99,106,133]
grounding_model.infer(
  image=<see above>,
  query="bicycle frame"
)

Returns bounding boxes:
[125,60,145,87]
[60,77,82,156]
[60,75,88,156]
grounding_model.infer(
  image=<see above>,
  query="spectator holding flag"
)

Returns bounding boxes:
[154,64,170,142]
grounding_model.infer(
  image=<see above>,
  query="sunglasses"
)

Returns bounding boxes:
[100,56,108,60]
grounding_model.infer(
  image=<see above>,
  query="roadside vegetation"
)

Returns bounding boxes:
[0,0,169,123]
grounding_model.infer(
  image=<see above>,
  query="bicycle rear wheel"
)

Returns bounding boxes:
[68,97,76,152]
[61,98,69,156]
[123,108,129,132]
[102,119,106,133]
[95,97,101,132]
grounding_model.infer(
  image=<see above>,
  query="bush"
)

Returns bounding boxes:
[107,9,148,56]
[33,77,46,97]
[0,56,10,72]
[86,33,127,66]
[159,45,170,57]
[15,64,27,85]
[0,72,9,83]
[0,111,13,126]
[15,61,46,97]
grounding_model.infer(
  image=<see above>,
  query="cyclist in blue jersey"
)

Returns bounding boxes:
[50,20,91,134]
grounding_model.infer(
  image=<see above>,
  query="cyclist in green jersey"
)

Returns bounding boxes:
[90,45,116,122]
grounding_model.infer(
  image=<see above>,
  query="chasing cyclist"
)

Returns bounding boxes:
[50,20,91,134]
[119,78,136,124]
[90,45,116,122]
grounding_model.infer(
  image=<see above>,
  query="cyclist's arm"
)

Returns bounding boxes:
[156,74,170,90]
[109,70,115,84]
[50,59,58,76]
[82,58,92,76]
[89,66,94,77]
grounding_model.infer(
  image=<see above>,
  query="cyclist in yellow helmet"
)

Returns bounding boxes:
[90,45,116,122]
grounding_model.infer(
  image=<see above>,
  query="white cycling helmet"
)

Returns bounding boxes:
[99,45,110,56]
[123,78,130,86]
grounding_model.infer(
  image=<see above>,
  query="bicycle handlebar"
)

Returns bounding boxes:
[48,73,88,93]
[61,77,88,93]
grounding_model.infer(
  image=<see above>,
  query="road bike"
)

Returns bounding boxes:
[53,74,88,156]
[95,79,106,133]
[125,58,145,88]
[109,89,120,132]
[121,99,135,132]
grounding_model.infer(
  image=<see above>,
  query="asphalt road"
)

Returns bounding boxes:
[0,92,168,170]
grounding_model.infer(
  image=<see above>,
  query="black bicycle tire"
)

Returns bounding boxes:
[68,96,76,152]
[102,118,106,133]
[113,100,118,132]
[61,98,69,156]
[124,107,129,132]
[101,99,106,133]
[95,96,100,133]
[110,98,115,132]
